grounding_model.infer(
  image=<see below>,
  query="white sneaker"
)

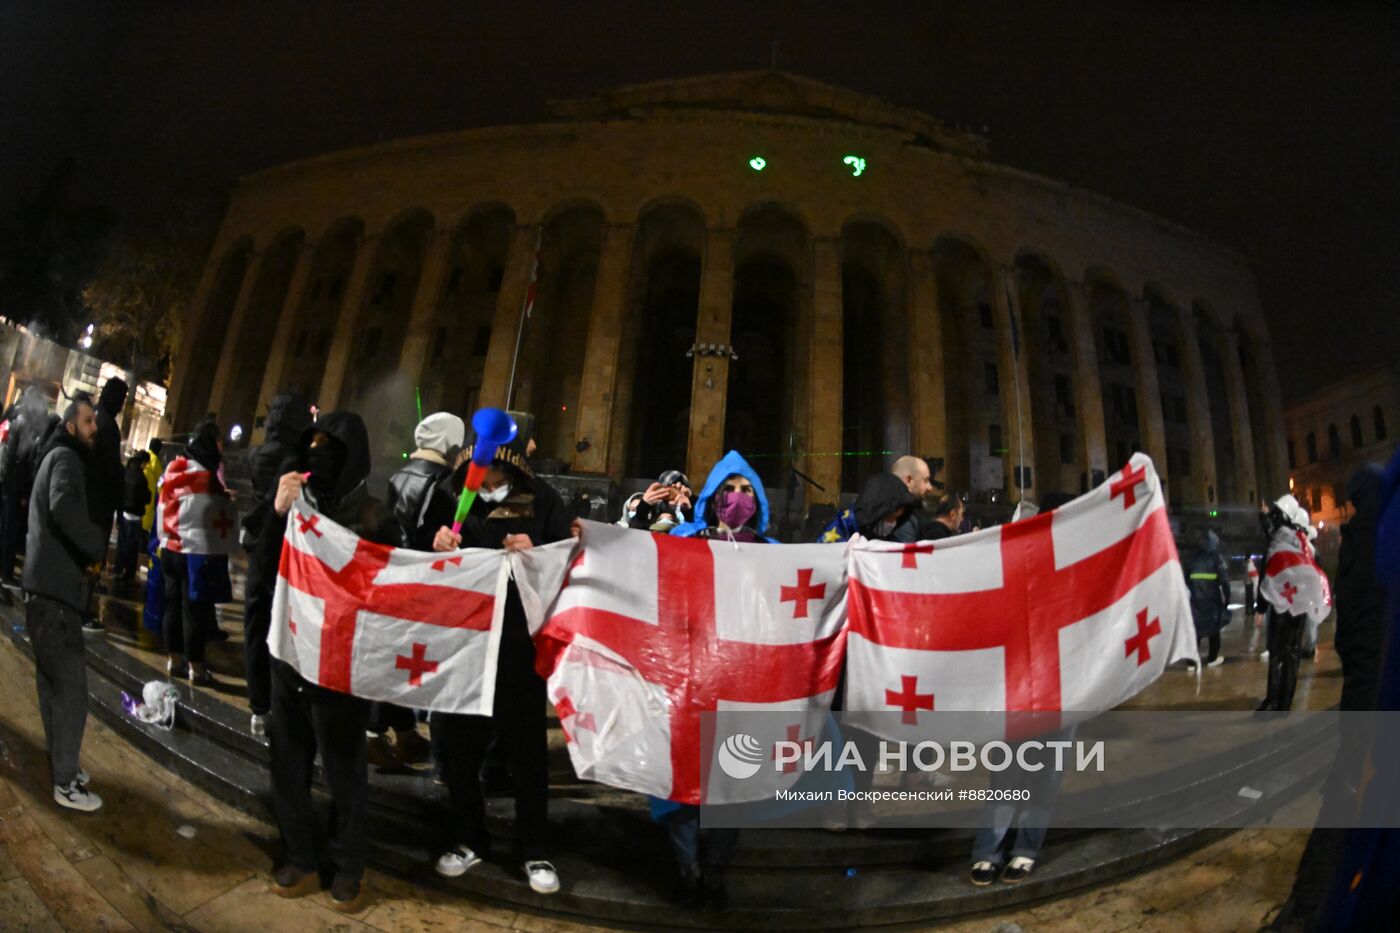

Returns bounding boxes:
[250,714,266,738]
[75,768,89,784]
[54,781,102,812]
[435,845,482,878]
[1259,650,1270,661]
[525,860,560,894]
[1207,656,1226,668]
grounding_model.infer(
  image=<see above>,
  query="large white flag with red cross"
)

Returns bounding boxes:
[845,453,1197,737]
[1259,526,1332,626]
[268,498,509,715]
[155,456,239,556]
[513,521,848,805]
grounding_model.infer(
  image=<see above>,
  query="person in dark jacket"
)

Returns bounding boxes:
[1,387,51,582]
[852,471,920,542]
[923,493,966,541]
[24,398,106,813]
[90,377,127,547]
[425,428,573,897]
[628,468,693,533]
[1185,529,1231,667]
[113,450,151,581]
[371,411,465,767]
[239,393,312,737]
[258,410,396,913]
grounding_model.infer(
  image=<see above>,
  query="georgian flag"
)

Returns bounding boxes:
[512,521,848,805]
[1259,526,1332,626]
[845,453,1197,739]
[155,456,239,556]
[268,498,508,715]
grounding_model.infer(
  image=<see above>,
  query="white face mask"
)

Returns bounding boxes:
[480,484,511,503]
[877,518,898,538]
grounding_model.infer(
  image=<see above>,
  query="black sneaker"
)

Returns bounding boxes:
[1001,856,1035,883]
[270,864,317,898]
[329,872,366,912]
[969,860,999,886]
[700,865,727,909]
[673,862,702,908]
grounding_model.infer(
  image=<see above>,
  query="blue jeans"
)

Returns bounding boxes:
[970,728,1074,866]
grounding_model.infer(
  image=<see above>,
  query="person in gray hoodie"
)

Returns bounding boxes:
[23,397,106,813]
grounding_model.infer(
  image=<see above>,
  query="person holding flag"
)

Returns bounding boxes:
[1255,494,1332,711]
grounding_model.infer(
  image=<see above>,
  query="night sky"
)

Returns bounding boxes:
[5,1,1397,402]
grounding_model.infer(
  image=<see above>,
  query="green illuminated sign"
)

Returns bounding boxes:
[843,155,867,177]
[749,156,767,171]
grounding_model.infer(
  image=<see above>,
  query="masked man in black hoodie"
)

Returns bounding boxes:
[254,411,397,913]
[91,377,128,553]
[239,393,312,737]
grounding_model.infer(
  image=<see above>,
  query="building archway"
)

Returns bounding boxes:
[619,203,705,480]
[277,218,364,404]
[1089,277,1142,474]
[932,237,1000,495]
[1236,327,1274,501]
[1146,288,1194,506]
[1016,254,1082,498]
[180,239,251,429]
[1195,303,1236,505]
[223,229,304,435]
[840,220,909,492]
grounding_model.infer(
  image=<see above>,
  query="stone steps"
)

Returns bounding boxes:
[0,596,1333,929]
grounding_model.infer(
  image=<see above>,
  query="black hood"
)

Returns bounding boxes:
[186,420,222,474]
[1345,465,1384,529]
[97,377,128,417]
[1198,528,1220,554]
[854,472,918,530]
[296,410,372,506]
[265,392,313,446]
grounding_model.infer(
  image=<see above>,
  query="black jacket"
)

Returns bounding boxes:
[853,473,919,542]
[241,394,312,545]
[90,378,128,526]
[24,430,105,611]
[1185,530,1231,639]
[386,456,452,549]
[4,389,52,501]
[121,453,152,515]
[1335,466,1384,707]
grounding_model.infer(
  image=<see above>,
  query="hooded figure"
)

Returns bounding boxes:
[421,413,569,896]
[0,387,52,581]
[386,411,465,548]
[260,410,395,912]
[669,450,774,542]
[90,377,128,534]
[248,393,312,502]
[1256,494,1331,712]
[852,472,920,542]
[1334,465,1385,714]
[1186,529,1231,664]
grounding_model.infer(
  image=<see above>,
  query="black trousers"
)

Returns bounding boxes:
[161,550,215,664]
[113,517,146,580]
[243,554,273,716]
[1260,611,1306,711]
[268,660,370,879]
[0,488,24,580]
[27,595,89,786]
[437,613,549,860]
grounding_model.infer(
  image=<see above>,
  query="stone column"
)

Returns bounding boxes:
[907,251,947,473]
[685,229,735,483]
[1220,328,1259,504]
[1065,282,1108,486]
[805,237,843,507]
[572,224,637,475]
[1174,309,1218,507]
[992,266,1036,501]
[250,240,318,444]
[1245,328,1289,500]
[393,228,455,398]
[316,233,381,410]
[204,247,267,424]
[479,225,540,410]
[162,245,226,434]
[1125,297,1169,481]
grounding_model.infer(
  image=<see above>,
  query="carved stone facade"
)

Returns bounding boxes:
[168,71,1286,510]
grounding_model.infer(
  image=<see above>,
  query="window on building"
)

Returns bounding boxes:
[309,278,323,302]
[1287,438,1296,469]
[430,326,448,363]
[1327,423,1341,459]
[360,327,381,360]
[487,265,505,292]
[1045,315,1065,352]
[1179,448,1190,476]
[371,272,397,306]
[1174,397,1188,424]
[1054,373,1073,415]
[444,267,463,295]
[988,424,1002,457]
[978,302,993,329]
[1124,386,1138,425]
[1376,405,1388,441]
[1060,432,1074,464]
[1306,431,1317,463]
[985,362,999,396]
[328,276,343,302]
[1313,487,1323,514]
[313,329,331,357]
[1351,414,1364,449]
[292,330,308,359]
[473,325,492,357]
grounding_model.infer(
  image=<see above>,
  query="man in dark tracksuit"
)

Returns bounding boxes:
[239,393,312,737]
[24,398,106,812]
[253,411,397,912]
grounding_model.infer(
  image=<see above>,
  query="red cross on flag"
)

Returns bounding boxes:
[845,454,1196,738]
[512,521,848,805]
[155,456,238,556]
[268,499,508,715]
[1259,527,1332,626]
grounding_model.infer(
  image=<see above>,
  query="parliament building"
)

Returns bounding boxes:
[167,71,1286,514]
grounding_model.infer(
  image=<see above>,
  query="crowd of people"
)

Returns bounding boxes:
[3,380,1391,919]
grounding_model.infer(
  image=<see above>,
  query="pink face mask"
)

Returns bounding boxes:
[714,490,758,528]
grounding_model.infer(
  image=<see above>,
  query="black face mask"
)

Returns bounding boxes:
[305,442,345,502]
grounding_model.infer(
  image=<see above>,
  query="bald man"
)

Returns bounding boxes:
[892,455,934,502]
